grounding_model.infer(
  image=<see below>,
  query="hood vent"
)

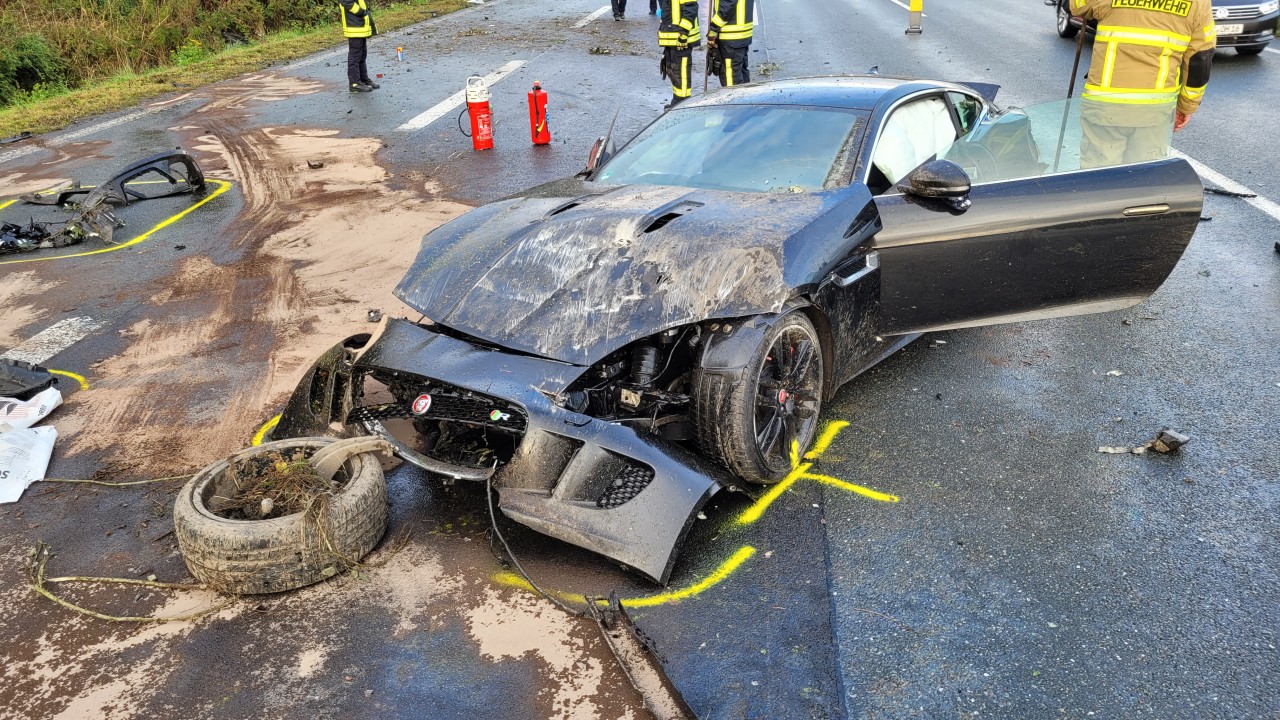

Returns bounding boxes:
[641,200,704,234]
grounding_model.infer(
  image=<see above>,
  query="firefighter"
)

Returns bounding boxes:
[708,0,754,87]
[612,0,626,20]
[340,0,379,93]
[658,0,701,108]
[1070,0,1215,168]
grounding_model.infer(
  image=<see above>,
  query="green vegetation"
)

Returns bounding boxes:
[0,0,466,137]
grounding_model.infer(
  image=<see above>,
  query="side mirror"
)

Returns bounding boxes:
[585,136,606,174]
[901,159,971,200]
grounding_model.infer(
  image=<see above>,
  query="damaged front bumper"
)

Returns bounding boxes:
[275,318,730,584]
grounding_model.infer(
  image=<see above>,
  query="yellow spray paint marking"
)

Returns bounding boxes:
[251,414,281,447]
[736,419,898,526]
[48,370,90,391]
[493,545,758,608]
[490,419,898,608]
[0,179,233,266]
[0,199,15,212]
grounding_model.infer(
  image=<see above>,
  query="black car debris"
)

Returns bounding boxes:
[1,150,207,254]
[276,76,1204,583]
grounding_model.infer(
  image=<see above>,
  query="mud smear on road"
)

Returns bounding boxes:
[61,120,467,474]
[0,171,69,198]
[0,270,59,347]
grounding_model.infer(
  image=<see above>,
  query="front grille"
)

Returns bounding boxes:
[1218,5,1265,20]
[597,463,655,509]
[350,384,528,434]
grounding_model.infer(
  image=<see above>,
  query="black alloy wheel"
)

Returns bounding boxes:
[692,310,825,483]
[753,324,822,474]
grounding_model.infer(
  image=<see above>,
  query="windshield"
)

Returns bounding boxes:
[596,104,867,193]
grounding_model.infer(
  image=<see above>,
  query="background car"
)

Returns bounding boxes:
[276,77,1205,582]
[1053,0,1278,56]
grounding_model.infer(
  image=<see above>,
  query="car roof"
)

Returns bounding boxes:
[678,75,968,112]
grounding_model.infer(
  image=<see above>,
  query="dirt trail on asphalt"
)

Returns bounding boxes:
[61,74,469,475]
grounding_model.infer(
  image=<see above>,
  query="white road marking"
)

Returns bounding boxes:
[395,60,527,131]
[1265,46,1280,55]
[1,317,104,365]
[575,5,612,27]
[1171,150,1280,225]
[886,0,927,18]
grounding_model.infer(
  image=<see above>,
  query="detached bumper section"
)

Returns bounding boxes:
[276,318,730,584]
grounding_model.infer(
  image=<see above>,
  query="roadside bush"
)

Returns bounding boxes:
[0,34,70,107]
[0,0,343,107]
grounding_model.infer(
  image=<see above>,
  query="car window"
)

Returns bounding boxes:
[947,92,983,135]
[595,105,867,193]
[942,98,1173,184]
[870,96,959,189]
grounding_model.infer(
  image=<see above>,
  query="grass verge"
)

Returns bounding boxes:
[0,0,467,140]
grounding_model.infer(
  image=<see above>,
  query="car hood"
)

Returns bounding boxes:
[394,182,827,365]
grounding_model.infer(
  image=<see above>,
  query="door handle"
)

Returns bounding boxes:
[832,251,880,288]
[1123,203,1170,217]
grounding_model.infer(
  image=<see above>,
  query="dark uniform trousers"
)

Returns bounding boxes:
[662,47,694,103]
[347,38,369,86]
[717,43,750,86]
[611,0,626,16]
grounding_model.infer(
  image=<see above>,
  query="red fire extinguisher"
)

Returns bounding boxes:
[466,75,494,151]
[528,81,551,145]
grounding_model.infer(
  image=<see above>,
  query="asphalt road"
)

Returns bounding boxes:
[1,0,1277,718]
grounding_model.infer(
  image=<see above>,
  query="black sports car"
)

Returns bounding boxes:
[276,76,1203,583]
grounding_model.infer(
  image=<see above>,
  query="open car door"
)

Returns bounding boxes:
[869,101,1203,336]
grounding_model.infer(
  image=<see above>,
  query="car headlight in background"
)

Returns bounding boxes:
[1260,1,1280,15]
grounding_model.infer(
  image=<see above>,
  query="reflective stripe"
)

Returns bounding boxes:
[1102,41,1119,86]
[726,58,735,86]
[719,27,752,39]
[1097,24,1190,44]
[1156,46,1172,88]
[1083,84,1179,104]
[1180,84,1206,99]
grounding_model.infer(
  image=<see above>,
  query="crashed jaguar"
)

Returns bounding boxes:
[276,76,1203,583]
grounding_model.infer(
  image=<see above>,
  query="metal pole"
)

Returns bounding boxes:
[1051,24,1087,173]
[905,0,923,34]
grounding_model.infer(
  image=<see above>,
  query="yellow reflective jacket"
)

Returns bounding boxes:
[711,0,755,44]
[659,0,701,47]
[341,0,374,39]
[1071,0,1215,116]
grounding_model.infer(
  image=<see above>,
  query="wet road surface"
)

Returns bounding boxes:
[1,0,1278,718]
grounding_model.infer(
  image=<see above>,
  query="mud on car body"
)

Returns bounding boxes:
[276,76,1204,583]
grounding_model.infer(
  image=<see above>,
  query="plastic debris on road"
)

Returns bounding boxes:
[0,426,57,503]
[0,387,62,432]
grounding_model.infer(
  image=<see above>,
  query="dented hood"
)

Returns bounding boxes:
[394,183,830,365]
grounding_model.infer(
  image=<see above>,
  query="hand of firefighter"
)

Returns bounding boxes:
[707,29,718,47]
[677,33,690,46]
[1174,110,1191,132]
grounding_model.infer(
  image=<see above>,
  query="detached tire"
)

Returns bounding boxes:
[173,437,388,595]
[693,310,824,483]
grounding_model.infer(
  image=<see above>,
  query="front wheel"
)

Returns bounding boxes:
[1057,2,1079,38]
[1237,44,1267,56]
[693,311,824,483]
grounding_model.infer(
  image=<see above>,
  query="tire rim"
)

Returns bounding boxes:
[1057,5,1069,33]
[753,324,822,469]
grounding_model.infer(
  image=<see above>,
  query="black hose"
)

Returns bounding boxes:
[457,107,471,138]
[485,474,584,618]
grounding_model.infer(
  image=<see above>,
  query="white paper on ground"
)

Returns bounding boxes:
[0,387,63,432]
[0,426,58,503]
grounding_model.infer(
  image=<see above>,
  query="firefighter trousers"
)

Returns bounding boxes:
[662,46,694,104]
[1079,116,1172,169]
[715,43,750,87]
[346,37,370,86]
